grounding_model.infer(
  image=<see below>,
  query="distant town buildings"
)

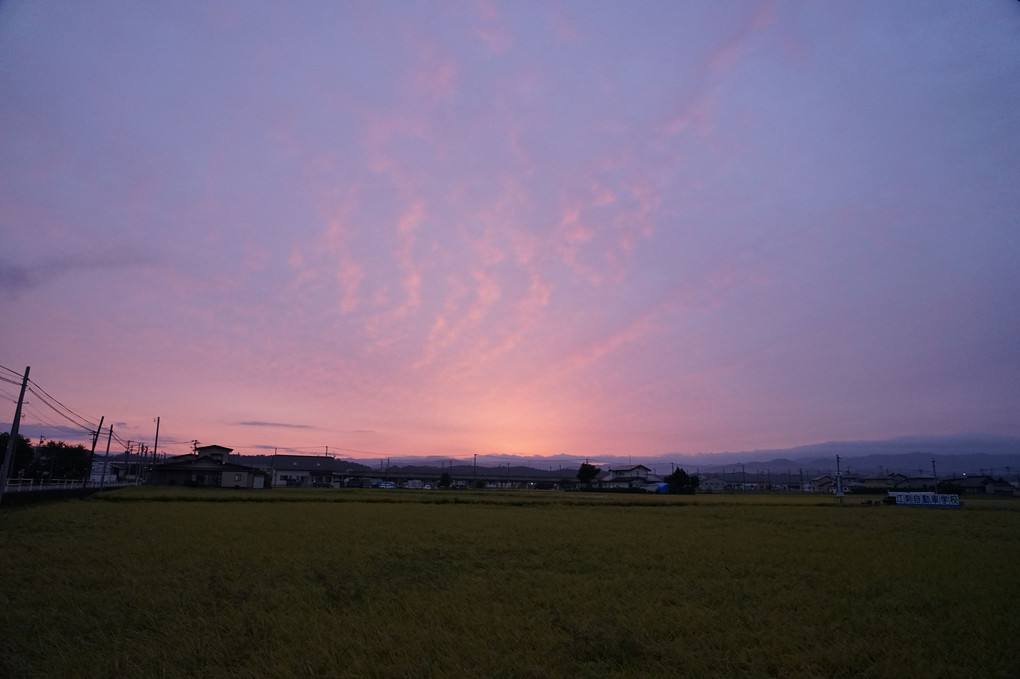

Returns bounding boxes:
[131,447,1020,497]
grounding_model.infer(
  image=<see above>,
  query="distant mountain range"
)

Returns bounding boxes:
[642,434,1020,477]
[248,434,1018,478]
[242,434,1019,479]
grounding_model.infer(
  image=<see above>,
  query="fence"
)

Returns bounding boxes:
[3,478,135,492]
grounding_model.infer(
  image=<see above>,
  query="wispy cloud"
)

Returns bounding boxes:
[0,251,157,296]
[239,421,313,429]
[474,0,514,53]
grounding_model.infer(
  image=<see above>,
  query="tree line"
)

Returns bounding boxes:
[0,434,92,481]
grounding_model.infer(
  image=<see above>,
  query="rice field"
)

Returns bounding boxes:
[1,488,1017,678]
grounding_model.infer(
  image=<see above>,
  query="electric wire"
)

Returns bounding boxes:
[21,401,72,432]
[26,386,96,434]
[26,380,99,430]
[0,386,18,403]
[3,366,568,465]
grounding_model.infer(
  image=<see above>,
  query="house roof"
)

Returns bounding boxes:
[269,454,341,471]
[196,444,233,454]
[603,474,663,484]
[953,475,1009,488]
[155,454,264,474]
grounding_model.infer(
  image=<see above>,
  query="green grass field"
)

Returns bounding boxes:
[1,488,1017,678]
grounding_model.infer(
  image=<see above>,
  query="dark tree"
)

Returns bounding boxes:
[438,472,453,488]
[0,433,35,478]
[938,481,963,495]
[577,462,600,487]
[665,467,700,494]
[37,441,91,479]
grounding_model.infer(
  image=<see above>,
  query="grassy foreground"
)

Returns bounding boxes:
[1,489,1017,678]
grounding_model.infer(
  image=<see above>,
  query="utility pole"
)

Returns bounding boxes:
[100,426,113,489]
[151,416,160,481]
[835,455,844,504]
[0,366,30,506]
[931,457,938,494]
[135,445,146,485]
[85,416,104,488]
[271,448,278,488]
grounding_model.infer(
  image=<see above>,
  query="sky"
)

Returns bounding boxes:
[1,1,1018,463]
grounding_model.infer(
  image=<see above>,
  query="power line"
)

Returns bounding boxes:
[26,386,96,433]
[20,401,78,435]
[26,380,99,430]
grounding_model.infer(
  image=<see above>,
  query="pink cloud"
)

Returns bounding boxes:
[591,182,616,207]
[474,0,514,53]
[324,221,367,313]
[708,0,778,73]
[408,41,460,104]
[666,91,719,138]
[365,200,426,339]
[414,273,471,369]
[549,5,580,44]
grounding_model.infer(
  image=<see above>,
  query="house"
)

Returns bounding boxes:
[266,454,345,487]
[861,473,907,490]
[893,476,937,491]
[699,475,729,492]
[148,445,266,489]
[811,474,863,494]
[812,475,834,493]
[950,475,1015,496]
[600,465,663,490]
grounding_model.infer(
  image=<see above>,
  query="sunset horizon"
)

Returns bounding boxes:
[3,2,1018,465]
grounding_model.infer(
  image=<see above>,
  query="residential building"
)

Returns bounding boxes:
[600,465,663,490]
[148,445,267,489]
